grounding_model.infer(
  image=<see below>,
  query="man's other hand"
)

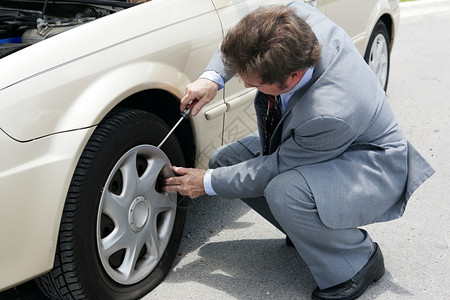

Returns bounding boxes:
[163,166,206,198]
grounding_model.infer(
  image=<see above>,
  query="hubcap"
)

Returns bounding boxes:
[96,145,177,285]
[128,196,150,232]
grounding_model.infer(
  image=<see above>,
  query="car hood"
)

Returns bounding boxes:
[0,0,164,91]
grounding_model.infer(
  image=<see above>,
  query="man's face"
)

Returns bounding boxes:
[240,69,306,96]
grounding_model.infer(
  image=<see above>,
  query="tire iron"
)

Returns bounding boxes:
[157,105,191,149]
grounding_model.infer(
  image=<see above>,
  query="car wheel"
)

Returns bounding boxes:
[364,20,391,91]
[36,109,186,300]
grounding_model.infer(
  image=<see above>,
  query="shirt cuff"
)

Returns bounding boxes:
[203,169,217,196]
[199,70,225,90]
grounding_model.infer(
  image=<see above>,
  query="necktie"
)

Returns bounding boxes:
[263,95,282,155]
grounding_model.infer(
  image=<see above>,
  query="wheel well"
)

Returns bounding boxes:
[379,14,394,50]
[115,89,196,167]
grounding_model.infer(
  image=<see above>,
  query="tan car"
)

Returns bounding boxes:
[0,0,399,299]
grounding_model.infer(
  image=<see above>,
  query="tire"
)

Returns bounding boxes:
[364,20,391,91]
[36,109,187,300]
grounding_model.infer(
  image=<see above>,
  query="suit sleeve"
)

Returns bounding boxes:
[210,116,357,199]
[205,48,234,82]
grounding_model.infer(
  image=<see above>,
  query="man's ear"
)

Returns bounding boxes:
[286,69,307,87]
[290,69,307,82]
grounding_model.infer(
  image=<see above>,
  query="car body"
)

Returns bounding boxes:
[0,0,399,298]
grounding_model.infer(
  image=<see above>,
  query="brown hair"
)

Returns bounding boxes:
[221,5,321,87]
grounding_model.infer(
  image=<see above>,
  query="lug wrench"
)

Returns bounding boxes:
[157,105,192,149]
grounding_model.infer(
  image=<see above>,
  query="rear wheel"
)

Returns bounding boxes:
[36,109,186,299]
[364,20,391,91]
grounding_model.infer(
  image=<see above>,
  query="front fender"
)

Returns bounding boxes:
[57,60,190,136]
[0,56,190,142]
[0,126,95,291]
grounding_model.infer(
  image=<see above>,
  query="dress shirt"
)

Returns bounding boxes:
[202,66,315,195]
[199,70,225,90]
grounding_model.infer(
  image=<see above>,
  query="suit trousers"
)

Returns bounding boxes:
[209,135,375,289]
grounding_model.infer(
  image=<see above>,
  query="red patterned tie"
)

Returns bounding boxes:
[263,95,282,155]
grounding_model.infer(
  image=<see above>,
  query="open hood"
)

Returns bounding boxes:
[0,0,140,58]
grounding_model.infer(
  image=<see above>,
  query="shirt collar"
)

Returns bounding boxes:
[280,66,314,113]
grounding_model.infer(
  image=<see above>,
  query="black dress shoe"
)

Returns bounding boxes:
[311,243,385,300]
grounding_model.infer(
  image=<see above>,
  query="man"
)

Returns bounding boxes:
[164,2,434,299]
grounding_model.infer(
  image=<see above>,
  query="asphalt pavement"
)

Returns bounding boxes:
[1,1,449,299]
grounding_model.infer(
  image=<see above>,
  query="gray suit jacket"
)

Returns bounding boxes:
[207,1,434,229]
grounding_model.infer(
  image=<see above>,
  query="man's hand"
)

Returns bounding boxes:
[163,166,206,198]
[180,78,219,116]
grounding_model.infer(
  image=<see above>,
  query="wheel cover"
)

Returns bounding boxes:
[96,145,177,285]
[368,33,389,88]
